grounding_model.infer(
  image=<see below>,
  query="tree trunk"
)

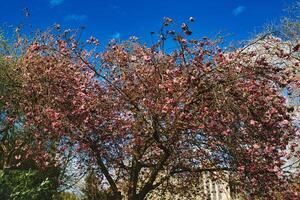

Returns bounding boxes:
[110,191,122,200]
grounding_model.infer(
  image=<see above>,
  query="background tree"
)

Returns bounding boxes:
[81,169,112,200]
[0,33,75,200]
[279,0,300,41]
[53,192,79,200]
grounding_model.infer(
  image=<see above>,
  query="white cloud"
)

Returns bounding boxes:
[232,6,246,16]
[50,0,64,7]
[64,14,87,21]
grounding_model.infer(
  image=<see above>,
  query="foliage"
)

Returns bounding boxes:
[0,33,37,170]
[0,169,60,200]
[279,0,300,41]
[81,170,112,200]
[53,192,80,200]
[0,34,68,199]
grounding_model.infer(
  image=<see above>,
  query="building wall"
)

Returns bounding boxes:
[147,171,234,200]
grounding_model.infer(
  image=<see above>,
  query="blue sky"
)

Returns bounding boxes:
[0,0,296,45]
